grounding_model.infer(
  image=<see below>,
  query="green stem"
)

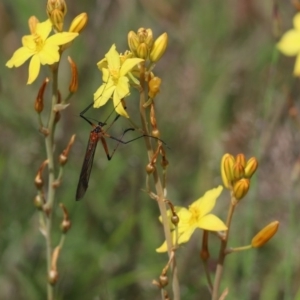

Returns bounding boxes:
[212,196,236,300]
[139,63,180,299]
[44,65,59,300]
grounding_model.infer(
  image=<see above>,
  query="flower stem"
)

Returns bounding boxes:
[44,65,59,300]
[139,63,180,299]
[212,195,236,300]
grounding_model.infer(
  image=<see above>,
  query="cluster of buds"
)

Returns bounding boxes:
[221,153,258,202]
[128,28,168,63]
[46,0,67,32]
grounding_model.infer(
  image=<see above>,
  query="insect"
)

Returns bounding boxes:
[75,100,165,200]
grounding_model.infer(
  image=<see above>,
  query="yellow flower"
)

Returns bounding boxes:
[156,186,227,253]
[93,44,143,118]
[6,19,78,84]
[277,13,300,76]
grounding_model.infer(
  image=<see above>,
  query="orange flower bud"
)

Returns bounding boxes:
[232,162,245,180]
[48,245,61,285]
[150,33,168,63]
[68,56,78,93]
[59,134,76,166]
[251,221,279,248]
[148,76,161,99]
[60,203,71,233]
[146,163,155,174]
[245,157,258,178]
[235,153,246,168]
[221,153,235,188]
[69,12,88,33]
[233,178,250,200]
[28,16,39,34]
[128,31,140,54]
[159,275,168,288]
[35,160,48,189]
[35,78,49,113]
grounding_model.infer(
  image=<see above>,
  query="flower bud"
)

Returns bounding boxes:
[146,163,155,174]
[48,269,58,285]
[232,162,245,180]
[35,160,48,189]
[233,178,250,200]
[136,42,149,59]
[148,76,161,99]
[159,275,168,288]
[244,157,258,178]
[28,16,39,34]
[68,56,78,93]
[221,154,235,188]
[235,153,246,168]
[34,194,45,209]
[171,214,179,225]
[150,33,168,63]
[46,0,67,32]
[69,12,88,33]
[35,78,49,113]
[145,28,154,49]
[128,31,139,54]
[137,27,148,42]
[251,221,279,248]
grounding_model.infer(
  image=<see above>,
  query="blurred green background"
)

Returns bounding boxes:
[1,0,300,299]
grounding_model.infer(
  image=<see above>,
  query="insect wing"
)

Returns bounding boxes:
[76,128,100,200]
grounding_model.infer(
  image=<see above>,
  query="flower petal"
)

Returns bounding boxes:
[36,19,53,40]
[38,44,60,65]
[156,240,168,253]
[105,44,120,70]
[190,186,223,218]
[294,53,300,76]
[177,225,197,244]
[113,78,130,118]
[27,54,40,84]
[119,58,143,76]
[197,214,227,231]
[6,47,34,68]
[94,80,115,108]
[277,30,300,56]
[46,32,78,46]
[97,57,108,71]
[294,13,300,31]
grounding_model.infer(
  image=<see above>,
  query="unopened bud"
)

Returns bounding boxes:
[235,153,246,168]
[245,157,258,178]
[159,275,168,288]
[46,0,67,32]
[136,42,149,59]
[148,76,161,99]
[34,194,45,209]
[152,129,160,138]
[69,12,88,33]
[35,78,49,113]
[137,27,148,42]
[145,28,154,49]
[48,269,58,285]
[232,162,245,180]
[68,56,78,93]
[171,215,179,225]
[251,221,279,248]
[221,154,235,188]
[59,203,71,233]
[35,160,48,189]
[146,163,155,174]
[150,32,168,63]
[233,178,250,200]
[128,31,140,54]
[28,16,39,34]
